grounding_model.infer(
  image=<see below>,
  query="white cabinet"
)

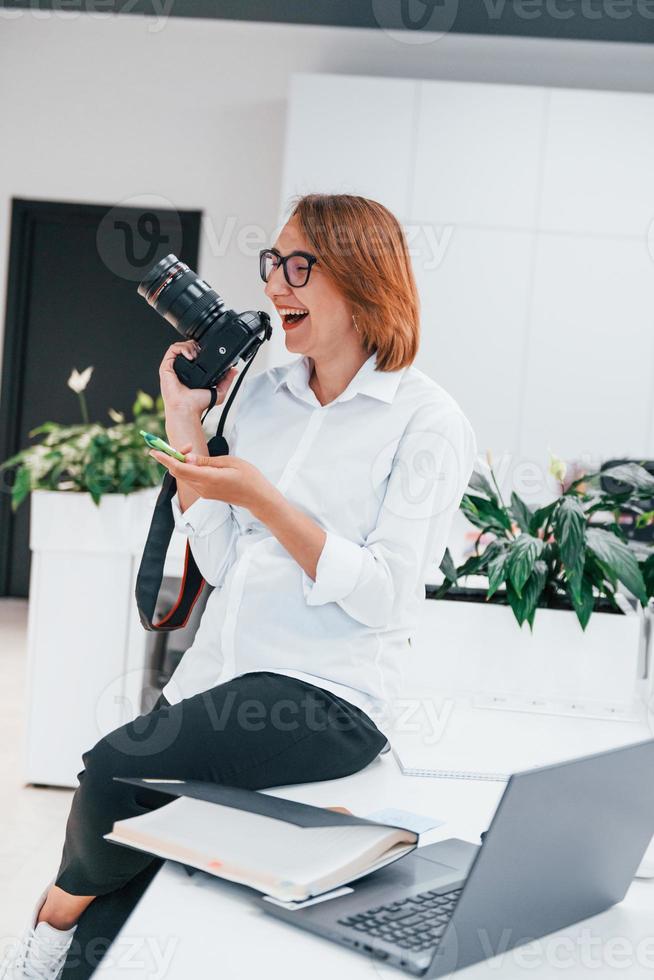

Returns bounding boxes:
[25,489,185,788]
[406,598,643,717]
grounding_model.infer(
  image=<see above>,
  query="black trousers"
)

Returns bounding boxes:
[56,671,387,977]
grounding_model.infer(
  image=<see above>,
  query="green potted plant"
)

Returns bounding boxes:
[0,368,183,788]
[411,454,654,714]
[437,454,653,627]
[0,366,166,509]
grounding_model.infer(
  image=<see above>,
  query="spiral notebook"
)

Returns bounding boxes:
[391,702,647,782]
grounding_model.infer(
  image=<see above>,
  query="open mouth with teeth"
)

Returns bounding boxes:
[278,306,309,327]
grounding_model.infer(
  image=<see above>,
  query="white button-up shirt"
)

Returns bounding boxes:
[163,351,477,736]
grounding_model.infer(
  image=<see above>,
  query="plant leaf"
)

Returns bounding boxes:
[468,470,497,502]
[641,554,654,601]
[505,534,544,598]
[586,527,647,605]
[11,466,31,511]
[439,547,458,584]
[460,494,512,534]
[585,551,616,593]
[528,500,558,536]
[522,559,549,629]
[28,422,62,437]
[600,462,654,494]
[487,549,508,599]
[506,559,547,629]
[0,450,28,472]
[431,580,455,599]
[505,581,523,627]
[510,492,532,534]
[505,560,548,629]
[554,496,586,601]
[446,539,506,587]
[566,573,595,631]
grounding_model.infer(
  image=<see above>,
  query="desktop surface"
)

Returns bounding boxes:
[95,745,654,979]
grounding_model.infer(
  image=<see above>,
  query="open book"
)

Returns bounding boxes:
[105,778,418,903]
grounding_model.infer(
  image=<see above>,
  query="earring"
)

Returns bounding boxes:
[352,313,360,334]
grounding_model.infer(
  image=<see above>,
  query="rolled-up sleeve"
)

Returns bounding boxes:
[171,495,231,538]
[302,406,477,628]
[171,495,239,587]
[302,532,365,606]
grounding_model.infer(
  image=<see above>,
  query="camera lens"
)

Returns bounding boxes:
[138,253,225,342]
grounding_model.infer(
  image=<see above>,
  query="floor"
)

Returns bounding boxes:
[0,599,73,940]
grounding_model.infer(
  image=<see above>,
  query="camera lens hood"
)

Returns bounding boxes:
[137,253,186,303]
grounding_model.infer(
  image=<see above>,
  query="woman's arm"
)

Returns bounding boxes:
[251,488,327,582]
[149,404,476,613]
[158,339,237,513]
[250,407,476,606]
[165,409,209,513]
[299,406,478,628]
[148,448,327,581]
[171,491,240,587]
[153,340,325,576]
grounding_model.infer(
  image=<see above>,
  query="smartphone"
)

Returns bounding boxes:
[140,430,187,462]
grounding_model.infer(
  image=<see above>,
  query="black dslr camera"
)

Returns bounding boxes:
[138,254,272,389]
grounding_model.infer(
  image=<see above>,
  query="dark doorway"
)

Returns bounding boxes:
[0,198,201,597]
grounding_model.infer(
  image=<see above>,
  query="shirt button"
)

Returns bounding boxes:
[245,527,255,535]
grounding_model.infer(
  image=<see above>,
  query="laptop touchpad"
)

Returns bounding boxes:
[415,855,459,873]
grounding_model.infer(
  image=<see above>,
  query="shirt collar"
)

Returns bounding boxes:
[273,351,406,407]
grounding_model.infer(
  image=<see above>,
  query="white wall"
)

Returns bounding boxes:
[280,72,654,493]
[2,10,654,395]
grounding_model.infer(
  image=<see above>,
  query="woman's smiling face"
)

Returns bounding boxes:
[263,218,353,360]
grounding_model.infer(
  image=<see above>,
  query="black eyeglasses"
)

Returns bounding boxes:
[259,248,318,288]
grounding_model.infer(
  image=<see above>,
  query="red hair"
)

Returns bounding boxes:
[288,194,420,371]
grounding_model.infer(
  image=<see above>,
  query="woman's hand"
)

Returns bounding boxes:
[152,444,328,580]
[149,445,279,518]
[159,340,238,417]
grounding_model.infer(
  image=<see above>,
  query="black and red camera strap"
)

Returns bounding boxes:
[135,350,261,632]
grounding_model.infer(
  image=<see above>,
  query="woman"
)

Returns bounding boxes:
[4,194,476,980]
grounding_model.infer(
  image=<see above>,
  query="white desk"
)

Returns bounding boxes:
[96,749,654,980]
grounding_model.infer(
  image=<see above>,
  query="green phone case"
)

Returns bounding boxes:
[140,430,187,462]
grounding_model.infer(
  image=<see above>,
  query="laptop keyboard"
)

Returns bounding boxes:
[337,886,463,952]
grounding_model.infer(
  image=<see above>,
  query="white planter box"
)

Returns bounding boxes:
[25,488,185,787]
[407,597,643,717]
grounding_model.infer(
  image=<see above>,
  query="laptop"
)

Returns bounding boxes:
[261,738,654,977]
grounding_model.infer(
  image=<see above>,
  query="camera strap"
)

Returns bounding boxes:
[135,351,261,632]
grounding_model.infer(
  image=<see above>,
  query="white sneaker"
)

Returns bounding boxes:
[0,883,76,980]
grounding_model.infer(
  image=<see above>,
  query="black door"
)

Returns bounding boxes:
[0,198,201,597]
